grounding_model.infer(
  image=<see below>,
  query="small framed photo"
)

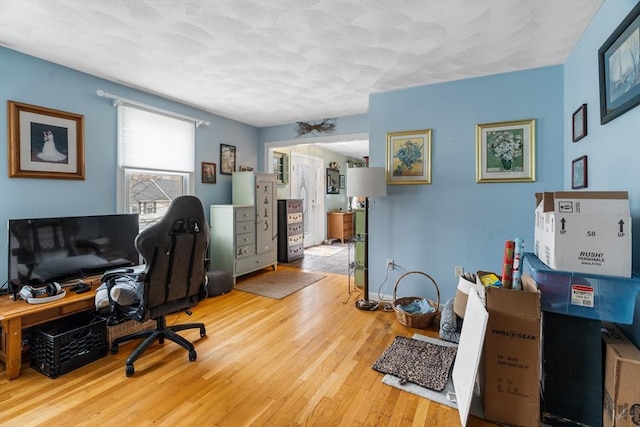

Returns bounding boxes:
[598,2,640,124]
[571,156,588,189]
[238,165,254,172]
[201,162,216,184]
[572,104,587,142]
[386,129,432,185]
[220,144,236,175]
[8,100,85,180]
[476,119,536,183]
[339,174,345,189]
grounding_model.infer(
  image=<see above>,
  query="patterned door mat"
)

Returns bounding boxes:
[372,335,457,391]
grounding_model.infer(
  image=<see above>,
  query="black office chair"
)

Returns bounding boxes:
[107,195,210,377]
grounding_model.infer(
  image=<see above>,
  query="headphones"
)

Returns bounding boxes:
[18,282,65,304]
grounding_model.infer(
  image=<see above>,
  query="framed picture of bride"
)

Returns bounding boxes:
[8,100,85,180]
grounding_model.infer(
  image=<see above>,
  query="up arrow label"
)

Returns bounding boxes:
[560,218,567,231]
[619,220,625,233]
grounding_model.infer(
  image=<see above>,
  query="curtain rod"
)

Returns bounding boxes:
[96,89,210,127]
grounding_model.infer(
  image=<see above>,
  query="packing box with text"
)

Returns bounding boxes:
[534,191,631,278]
[482,275,541,427]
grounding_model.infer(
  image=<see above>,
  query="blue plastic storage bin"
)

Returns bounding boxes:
[523,253,640,324]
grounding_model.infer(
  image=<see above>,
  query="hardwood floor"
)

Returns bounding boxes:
[0,265,496,426]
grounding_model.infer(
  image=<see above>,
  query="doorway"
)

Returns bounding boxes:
[264,132,368,248]
[290,152,324,247]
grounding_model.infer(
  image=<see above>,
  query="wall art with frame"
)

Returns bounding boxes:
[8,100,85,180]
[202,162,216,184]
[598,2,640,124]
[386,129,432,185]
[571,155,588,189]
[220,143,236,175]
[572,104,587,142]
[326,168,340,194]
[476,119,536,183]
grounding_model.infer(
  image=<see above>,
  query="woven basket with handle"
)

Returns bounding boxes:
[392,271,440,329]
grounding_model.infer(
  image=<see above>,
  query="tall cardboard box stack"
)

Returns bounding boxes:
[482,276,541,427]
[534,191,631,278]
[602,323,640,427]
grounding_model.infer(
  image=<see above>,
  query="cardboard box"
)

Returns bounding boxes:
[602,323,640,427]
[482,275,541,427]
[454,275,481,318]
[534,191,631,278]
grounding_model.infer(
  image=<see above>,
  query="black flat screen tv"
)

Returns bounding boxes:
[8,213,139,287]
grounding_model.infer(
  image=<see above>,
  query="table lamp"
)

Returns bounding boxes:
[346,167,387,311]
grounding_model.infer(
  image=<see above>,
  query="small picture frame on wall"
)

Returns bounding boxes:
[572,104,587,142]
[571,156,588,189]
[339,174,345,189]
[201,162,216,184]
[220,144,236,175]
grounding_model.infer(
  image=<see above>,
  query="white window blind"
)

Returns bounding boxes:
[120,105,195,172]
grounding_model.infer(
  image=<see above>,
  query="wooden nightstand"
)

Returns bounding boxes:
[327,212,354,243]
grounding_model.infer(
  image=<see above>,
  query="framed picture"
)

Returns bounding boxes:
[386,129,431,185]
[572,156,588,189]
[339,174,345,189]
[201,162,216,184]
[476,119,536,183]
[326,168,340,194]
[8,100,85,180]
[220,144,236,175]
[598,2,640,124]
[238,165,254,172]
[572,104,588,142]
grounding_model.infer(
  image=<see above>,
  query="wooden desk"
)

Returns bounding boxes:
[0,277,102,380]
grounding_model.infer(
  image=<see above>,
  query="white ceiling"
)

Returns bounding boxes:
[0,0,603,159]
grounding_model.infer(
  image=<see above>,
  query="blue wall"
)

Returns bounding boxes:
[0,46,257,286]
[365,66,564,303]
[564,0,640,343]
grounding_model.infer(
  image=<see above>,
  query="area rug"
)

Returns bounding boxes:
[234,269,326,299]
[373,335,457,391]
[379,334,484,418]
[304,245,346,257]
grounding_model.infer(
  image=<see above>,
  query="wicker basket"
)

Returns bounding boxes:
[392,271,440,329]
[107,319,156,346]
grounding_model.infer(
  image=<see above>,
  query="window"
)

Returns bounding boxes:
[118,105,195,229]
[273,151,288,184]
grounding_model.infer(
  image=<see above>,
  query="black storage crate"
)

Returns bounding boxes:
[30,312,107,378]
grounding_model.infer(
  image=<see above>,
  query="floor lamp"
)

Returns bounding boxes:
[346,167,387,311]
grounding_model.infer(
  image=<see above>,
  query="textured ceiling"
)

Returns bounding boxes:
[1,0,602,133]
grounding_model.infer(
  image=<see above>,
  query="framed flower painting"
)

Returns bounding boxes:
[476,119,536,183]
[386,129,432,184]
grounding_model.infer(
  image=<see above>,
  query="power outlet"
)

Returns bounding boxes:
[386,259,395,270]
[454,266,464,278]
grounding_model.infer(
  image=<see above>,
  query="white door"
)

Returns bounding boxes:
[290,152,324,247]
